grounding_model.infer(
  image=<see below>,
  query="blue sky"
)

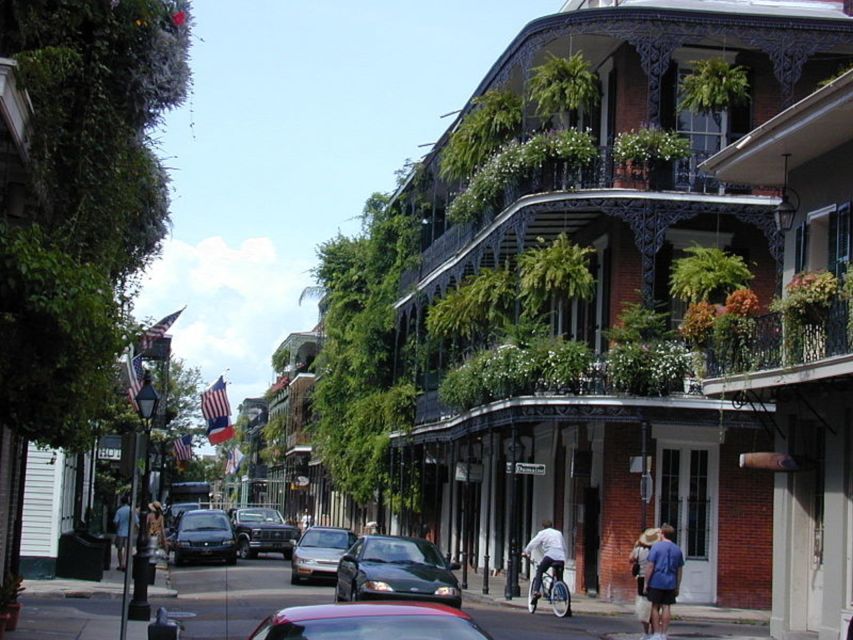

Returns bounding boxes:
[135,1,561,427]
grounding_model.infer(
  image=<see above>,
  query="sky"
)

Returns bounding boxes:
[134,1,562,437]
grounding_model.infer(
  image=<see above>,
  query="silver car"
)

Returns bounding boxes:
[291,526,358,584]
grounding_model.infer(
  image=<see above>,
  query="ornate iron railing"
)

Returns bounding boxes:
[706,295,851,377]
[399,146,739,296]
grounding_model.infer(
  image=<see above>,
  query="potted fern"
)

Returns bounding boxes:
[669,246,754,304]
[0,573,24,632]
[679,58,750,113]
[439,89,523,181]
[528,52,600,129]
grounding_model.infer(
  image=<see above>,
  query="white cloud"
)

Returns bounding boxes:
[134,236,319,403]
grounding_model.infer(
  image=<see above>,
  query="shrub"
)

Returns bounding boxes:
[613,128,691,165]
[724,288,760,317]
[680,301,717,348]
[607,341,690,396]
[712,313,756,373]
[533,338,594,392]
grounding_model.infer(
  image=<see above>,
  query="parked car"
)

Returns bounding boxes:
[165,501,200,537]
[335,535,462,608]
[291,526,358,585]
[247,602,493,640]
[232,507,301,560]
[171,509,237,566]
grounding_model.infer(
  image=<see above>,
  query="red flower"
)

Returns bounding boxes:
[172,10,186,26]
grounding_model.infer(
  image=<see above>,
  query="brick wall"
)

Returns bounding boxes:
[614,44,649,132]
[717,428,773,609]
[607,222,643,333]
[596,423,773,607]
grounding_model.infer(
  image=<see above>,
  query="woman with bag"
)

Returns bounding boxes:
[629,527,660,640]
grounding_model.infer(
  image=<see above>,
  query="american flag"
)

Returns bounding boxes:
[126,352,144,411]
[173,434,193,462]
[139,307,184,351]
[201,376,231,420]
[202,376,235,445]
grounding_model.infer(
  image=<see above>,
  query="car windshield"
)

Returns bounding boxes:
[362,539,446,566]
[299,530,350,549]
[239,509,284,524]
[181,513,230,532]
[262,616,491,639]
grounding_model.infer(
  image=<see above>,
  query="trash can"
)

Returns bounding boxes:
[56,533,107,581]
[80,532,111,570]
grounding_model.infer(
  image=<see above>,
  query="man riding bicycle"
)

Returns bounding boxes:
[522,518,568,599]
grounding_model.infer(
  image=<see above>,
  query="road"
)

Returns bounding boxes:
[24,554,772,639]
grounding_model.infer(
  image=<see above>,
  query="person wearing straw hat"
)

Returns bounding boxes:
[147,501,167,551]
[643,523,684,640]
[629,527,660,639]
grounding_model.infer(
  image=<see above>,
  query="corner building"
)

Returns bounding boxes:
[383,0,853,611]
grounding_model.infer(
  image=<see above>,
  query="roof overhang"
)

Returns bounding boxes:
[700,69,853,184]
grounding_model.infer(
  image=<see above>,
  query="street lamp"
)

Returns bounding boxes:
[128,372,159,621]
[774,153,798,233]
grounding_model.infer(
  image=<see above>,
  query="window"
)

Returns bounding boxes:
[829,202,851,278]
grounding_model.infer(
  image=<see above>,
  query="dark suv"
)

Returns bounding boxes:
[231,507,300,559]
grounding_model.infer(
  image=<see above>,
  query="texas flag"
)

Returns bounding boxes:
[201,376,235,445]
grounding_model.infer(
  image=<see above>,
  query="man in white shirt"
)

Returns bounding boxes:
[522,518,568,599]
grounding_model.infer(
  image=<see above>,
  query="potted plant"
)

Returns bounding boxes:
[439,88,523,182]
[669,246,754,304]
[771,270,839,364]
[0,573,24,632]
[679,57,750,114]
[712,289,760,374]
[612,127,691,189]
[528,52,600,129]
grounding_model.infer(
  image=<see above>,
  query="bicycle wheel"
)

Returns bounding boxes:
[527,578,538,613]
[551,580,571,618]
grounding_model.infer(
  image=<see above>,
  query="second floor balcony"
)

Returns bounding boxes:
[704,292,852,396]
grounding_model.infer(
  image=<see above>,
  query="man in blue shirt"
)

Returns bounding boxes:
[643,523,684,640]
[113,495,132,571]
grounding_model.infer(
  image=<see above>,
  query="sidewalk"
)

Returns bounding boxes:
[14,546,177,640]
[453,567,771,625]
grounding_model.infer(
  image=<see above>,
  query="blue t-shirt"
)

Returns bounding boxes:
[647,539,684,590]
[113,505,132,538]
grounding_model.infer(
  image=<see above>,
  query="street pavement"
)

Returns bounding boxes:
[14,548,772,640]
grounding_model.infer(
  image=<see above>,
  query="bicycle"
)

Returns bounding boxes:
[527,559,572,618]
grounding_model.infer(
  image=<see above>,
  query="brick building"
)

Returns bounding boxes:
[379,0,853,609]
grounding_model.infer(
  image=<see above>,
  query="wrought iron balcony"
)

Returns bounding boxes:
[399,146,735,297]
[706,294,851,378]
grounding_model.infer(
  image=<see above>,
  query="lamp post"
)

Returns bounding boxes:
[128,372,159,621]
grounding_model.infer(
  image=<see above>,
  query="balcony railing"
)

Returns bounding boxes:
[706,295,851,378]
[400,146,736,296]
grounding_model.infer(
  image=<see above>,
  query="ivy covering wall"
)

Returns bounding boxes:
[0,0,192,448]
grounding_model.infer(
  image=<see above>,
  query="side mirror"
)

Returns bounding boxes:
[449,561,461,571]
[341,553,356,563]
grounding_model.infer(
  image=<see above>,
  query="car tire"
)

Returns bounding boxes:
[238,539,256,560]
[290,570,300,585]
[226,553,237,566]
[174,551,184,567]
[283,549,293,560]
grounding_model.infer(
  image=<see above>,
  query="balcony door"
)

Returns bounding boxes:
[655,432,719,604]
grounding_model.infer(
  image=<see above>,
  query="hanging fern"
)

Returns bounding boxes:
[669,246,754,303]
[679,58,750,114]
[519,234,595,312]
[439,89,523,181]
[426,266,516,340]
[528,52,600,126]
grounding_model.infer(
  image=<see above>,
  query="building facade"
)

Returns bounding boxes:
[380,0,852,609]
[703,69,853,639]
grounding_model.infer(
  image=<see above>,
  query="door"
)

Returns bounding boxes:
[656,444,718,603]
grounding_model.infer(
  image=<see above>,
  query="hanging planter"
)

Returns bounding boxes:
[528,52,600,129]
[679,57,750,113]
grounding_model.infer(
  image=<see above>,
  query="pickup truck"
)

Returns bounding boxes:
[231,507,301,559]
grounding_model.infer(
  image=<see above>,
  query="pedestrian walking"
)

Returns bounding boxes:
[630,527,660,639]
[147,501,167,553]
[643,523,684,640]
[300,508,312,533]
[113,495,132,571]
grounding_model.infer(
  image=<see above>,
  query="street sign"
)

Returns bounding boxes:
[505,462,546,475]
